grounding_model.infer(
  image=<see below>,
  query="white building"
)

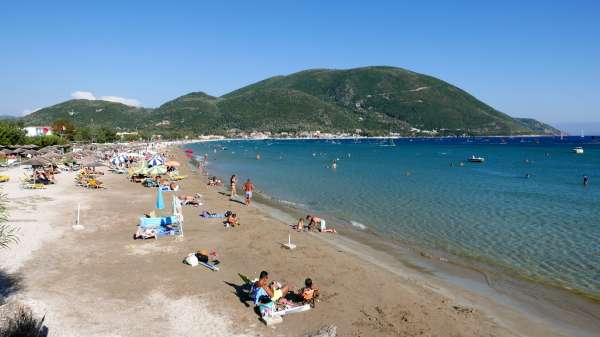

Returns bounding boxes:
[24,126,52,137]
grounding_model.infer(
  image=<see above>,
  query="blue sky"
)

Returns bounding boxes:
[1,0,598,124]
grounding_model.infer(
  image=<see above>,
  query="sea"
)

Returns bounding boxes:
[186,136,600,301]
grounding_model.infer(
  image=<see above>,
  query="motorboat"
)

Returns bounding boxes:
[467,155,485,163]
[573,147,584,154]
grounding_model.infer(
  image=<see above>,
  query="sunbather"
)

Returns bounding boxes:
[207,176,222,186]
[225,213,239,227]
[178,195,201,206]
[134,227,158,240]
[292,218,305,232]
[306,215,336,233]
[251,271,291,305]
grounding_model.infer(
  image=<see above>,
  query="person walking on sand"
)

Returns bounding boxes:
[244,179,255,205]
[230,174,237,200]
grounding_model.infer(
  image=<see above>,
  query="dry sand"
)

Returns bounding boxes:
[0,149,597,337]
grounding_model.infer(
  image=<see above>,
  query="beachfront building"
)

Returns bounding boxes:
[23,126,52,137]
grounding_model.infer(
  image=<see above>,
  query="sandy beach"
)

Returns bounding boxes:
[0,147,598,337]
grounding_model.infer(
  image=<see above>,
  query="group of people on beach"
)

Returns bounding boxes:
[294,215,336,233]
[229,174,255,206]
[250,270,320,317]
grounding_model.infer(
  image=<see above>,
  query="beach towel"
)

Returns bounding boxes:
[200,211,224,218]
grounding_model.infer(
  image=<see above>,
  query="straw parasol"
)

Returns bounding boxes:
[165,160,180,167]
[21,158,48,167]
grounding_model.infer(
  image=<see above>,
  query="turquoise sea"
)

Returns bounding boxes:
[187,137,600,299]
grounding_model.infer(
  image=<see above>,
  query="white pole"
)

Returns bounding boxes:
[77,202,80,225]
[288,233,291,246]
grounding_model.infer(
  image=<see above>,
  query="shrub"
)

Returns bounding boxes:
[0,305,47,337]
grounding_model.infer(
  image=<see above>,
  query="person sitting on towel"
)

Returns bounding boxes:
[225,213,239,227]
[251,270,290,305]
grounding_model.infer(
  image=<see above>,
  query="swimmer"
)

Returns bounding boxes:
[583,175,589,186]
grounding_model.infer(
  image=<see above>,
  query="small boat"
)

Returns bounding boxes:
[573,147,584,154]
[467,155,485,163]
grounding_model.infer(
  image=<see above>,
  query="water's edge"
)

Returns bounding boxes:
[184,142,600,337]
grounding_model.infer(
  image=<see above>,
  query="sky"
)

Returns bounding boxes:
[0,0,598,125]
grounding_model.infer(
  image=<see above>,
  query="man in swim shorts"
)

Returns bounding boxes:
[251,270,290,305]
[244,178,255,206]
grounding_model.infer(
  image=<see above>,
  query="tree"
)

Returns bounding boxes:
[0,121,26,146]
[51,119,76,140]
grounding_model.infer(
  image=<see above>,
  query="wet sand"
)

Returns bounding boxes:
[0,148,598,337]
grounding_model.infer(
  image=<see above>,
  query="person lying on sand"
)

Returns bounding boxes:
[306,215,336,233]
[251,271,291,306]
[225,213,239,227]
[178,195,201,206]
[133,227,158,240]
[207,176,222,186]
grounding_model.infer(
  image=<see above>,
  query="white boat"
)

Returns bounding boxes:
[467,155,485,163]
[573,147,584,154]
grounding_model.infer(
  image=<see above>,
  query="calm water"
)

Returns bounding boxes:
[187,137,600,298]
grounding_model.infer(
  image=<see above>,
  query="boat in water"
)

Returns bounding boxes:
[573,147,584,154]
[468,155,485,163]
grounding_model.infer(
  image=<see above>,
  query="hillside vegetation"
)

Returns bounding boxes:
[21,66,559,136]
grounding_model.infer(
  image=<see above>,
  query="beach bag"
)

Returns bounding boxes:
[184,253,198,267]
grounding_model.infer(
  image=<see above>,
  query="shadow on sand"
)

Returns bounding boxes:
[0,270,23,304]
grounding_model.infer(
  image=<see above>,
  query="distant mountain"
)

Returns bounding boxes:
[22,99,152,130]
[514,118,560,135]
[21,66,560,136]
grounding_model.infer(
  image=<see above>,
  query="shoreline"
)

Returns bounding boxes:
[1,145,598,336]
[187,143,600,337]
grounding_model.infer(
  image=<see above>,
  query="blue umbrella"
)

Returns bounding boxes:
[156,186,165,210]
[148,156,164,167]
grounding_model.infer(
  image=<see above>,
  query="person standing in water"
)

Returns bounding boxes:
[244,178,255,205]
[230,174,237,200]
[583,175,589,186]
[331,160,337,170]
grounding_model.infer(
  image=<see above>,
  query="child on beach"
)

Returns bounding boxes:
[293,218,304,231]
[299,278,319,307]
[225,213,239,227]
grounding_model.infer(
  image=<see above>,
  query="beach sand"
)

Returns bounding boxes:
[0,149,597,337]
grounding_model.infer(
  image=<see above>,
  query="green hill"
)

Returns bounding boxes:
[22,99,152,130]
[223,66,534,135]
[21,66,559,136]
[514,118,561,135]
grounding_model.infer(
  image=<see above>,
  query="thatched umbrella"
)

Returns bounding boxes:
[23,149,39,156]
[21,158,48,167]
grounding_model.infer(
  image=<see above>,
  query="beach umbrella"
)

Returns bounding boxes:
[110,155,127,165]
[147,165,167,176]
[156,187,165,210]
[184,149,193,153]
[81,160,105,168]
[147,156,164,167]
[21,158,48,167]
[165,160,180,167]
[23,149,39,156]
